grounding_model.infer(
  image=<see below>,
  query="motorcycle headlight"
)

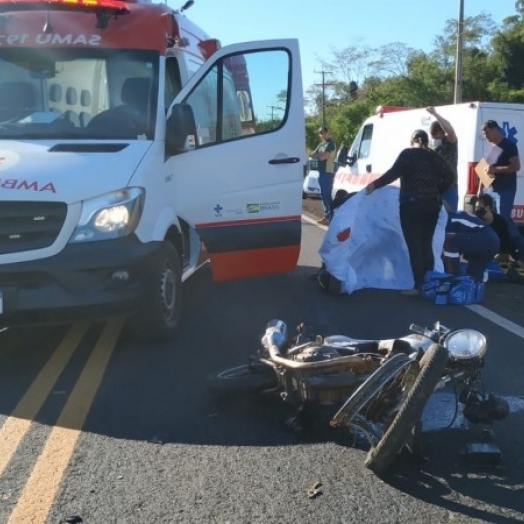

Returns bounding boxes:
[69,187,144,243]
[444,329,487,360]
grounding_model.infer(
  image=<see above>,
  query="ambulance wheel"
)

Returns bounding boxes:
[139,241,182,342]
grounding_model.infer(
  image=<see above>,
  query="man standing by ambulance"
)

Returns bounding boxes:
[312,126,336,225]
[481,119,522,239]
[427,106,459,211]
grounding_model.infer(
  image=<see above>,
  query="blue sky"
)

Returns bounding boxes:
[177,0,518,92]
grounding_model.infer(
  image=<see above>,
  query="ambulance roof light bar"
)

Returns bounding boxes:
[375,105,411,116]
[0,0,130,16]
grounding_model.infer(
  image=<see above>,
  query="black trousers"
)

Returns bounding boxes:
[399,197,441,289]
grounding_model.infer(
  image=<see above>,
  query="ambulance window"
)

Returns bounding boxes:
[165,58,182,110]
[182,49,291,146]
[359,124,373,158]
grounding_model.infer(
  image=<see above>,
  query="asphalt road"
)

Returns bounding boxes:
[0,211,523,524]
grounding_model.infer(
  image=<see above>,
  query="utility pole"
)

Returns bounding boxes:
[266,105,283,121]
[454,0,464,104]
[314,70,333,127]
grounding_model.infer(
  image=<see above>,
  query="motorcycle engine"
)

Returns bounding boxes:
[293,344,348,362]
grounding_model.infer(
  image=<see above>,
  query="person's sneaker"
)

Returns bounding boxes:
[316,217,329,226]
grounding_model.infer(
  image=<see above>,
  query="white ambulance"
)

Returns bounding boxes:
[334,102,524,226]
[0,0,305,340]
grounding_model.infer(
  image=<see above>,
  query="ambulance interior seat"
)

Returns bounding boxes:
[120,77,151,134]
[0,81,37,121]
[79,89,92,127]
[64,110,80,127]
[79,112,92,127]
[64,87,80,127]
[86,77,151,137]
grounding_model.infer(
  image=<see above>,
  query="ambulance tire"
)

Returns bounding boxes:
[138,241,182,342]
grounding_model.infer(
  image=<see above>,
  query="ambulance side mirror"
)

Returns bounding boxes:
[166,103,197,156]
[347,153,357,167]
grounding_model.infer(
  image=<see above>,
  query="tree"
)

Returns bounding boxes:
[491,8,524,90]
[305,6,522,149]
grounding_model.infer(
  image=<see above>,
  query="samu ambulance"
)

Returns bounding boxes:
[0,0,305,340]
[334,102,524,227]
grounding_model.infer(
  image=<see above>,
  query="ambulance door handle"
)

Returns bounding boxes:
[366,164,372,173]
[268,157,301,165]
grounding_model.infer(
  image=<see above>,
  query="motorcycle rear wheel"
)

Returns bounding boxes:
[207,364,277,394]
[364,343,448,474]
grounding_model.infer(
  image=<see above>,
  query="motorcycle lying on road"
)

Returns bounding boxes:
[207,319,509,474]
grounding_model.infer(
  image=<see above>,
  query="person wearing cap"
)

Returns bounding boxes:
[481,119,521,240]
[365,129,455,295]
[311,126,336,225]
[427,106,459,211]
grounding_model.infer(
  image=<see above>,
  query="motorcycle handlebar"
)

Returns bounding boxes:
[409,323,444,342]
[409,323,427,336]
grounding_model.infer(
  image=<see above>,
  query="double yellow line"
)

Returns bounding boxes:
[0,318,124,523]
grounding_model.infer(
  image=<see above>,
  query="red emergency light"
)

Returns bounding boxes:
[198,38,221,59]
[0,0,129,14]
[375,105,412,117]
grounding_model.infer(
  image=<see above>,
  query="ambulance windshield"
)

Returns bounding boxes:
[0,48,158,140]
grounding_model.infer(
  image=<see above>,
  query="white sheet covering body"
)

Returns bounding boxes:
[319,186,447,294]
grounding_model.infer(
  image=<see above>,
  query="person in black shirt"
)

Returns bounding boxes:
[366,129,455,295]
[481,120,521,239]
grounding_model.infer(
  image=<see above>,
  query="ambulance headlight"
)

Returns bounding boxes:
[69,188,144,243]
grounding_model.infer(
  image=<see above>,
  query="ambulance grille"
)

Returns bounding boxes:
[0,201,67,255]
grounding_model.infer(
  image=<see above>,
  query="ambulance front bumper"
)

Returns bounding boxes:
[0,235,164,327]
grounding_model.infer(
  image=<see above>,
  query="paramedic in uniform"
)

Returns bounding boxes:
[481,119,521,239]
[311,127,336,225]
[443,210,500,282]
[427,106,459,211]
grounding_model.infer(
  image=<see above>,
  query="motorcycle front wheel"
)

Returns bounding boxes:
[332,344,448,474]
[364,344,448,474]
[206,364,278,394]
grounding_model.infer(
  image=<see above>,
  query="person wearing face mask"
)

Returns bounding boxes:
[427,106,458,211]
[472,193,524,269]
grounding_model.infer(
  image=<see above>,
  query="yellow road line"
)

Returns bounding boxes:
[7,317,125,524]
[0,322,88,479]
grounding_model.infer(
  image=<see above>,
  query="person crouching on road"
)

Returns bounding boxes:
[443,210,500,282]
[365,129,455,296]
[472,193,524,268]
